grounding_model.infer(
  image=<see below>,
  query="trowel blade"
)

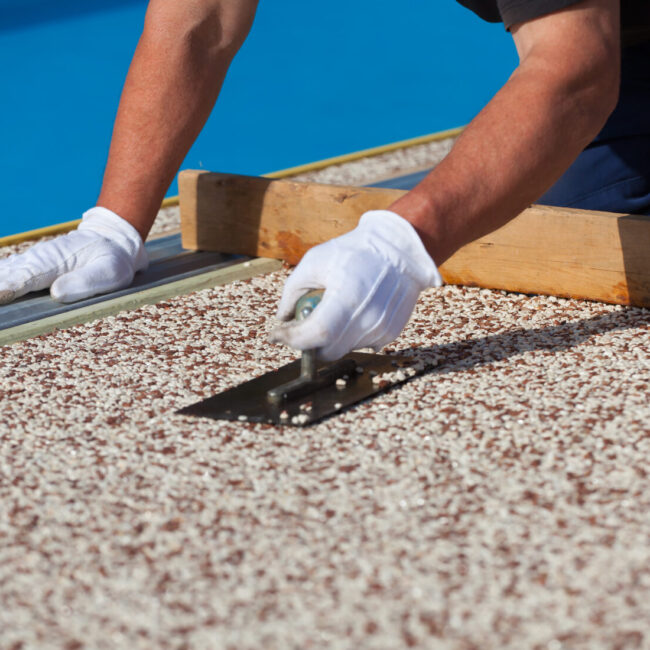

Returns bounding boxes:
[176,351,415,426]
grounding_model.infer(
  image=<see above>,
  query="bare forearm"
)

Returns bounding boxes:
[97,1,256,240]
[392,55,619,264]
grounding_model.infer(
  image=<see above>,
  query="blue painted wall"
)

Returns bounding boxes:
[0,1,517,236]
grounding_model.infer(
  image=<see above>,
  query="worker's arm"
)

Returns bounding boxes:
[390,0,620,264]
[273,0,620,358]
[98,0,258,240]
[0,0,257,305]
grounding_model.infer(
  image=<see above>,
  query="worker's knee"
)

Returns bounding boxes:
[142,0,258,60]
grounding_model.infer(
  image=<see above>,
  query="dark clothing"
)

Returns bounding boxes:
[539,41,650,213]
[457,0,650,46]
[539,135,650,213]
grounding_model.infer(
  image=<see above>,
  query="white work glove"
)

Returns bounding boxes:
[271,209,442,361]
[0,207,148,305]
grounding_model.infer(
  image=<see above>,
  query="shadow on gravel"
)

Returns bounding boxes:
[393,307,650,378]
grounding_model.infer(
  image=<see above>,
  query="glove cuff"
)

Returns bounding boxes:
[79,206,148,271]
[359,210,443,289]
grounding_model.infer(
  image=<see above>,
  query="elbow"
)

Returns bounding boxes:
[141,0,257,65]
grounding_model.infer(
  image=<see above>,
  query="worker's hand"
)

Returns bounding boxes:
[0,207,148,305]
[271,209,442,361]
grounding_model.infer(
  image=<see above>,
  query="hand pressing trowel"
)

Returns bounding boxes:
[177,290,416,426]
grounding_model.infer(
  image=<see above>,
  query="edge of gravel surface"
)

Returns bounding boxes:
[137,135,458,240]
[0,135,457,345]
[0,135,457,256]
[0,258,282,346]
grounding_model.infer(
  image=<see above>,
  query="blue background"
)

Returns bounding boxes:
[0,0,517,237]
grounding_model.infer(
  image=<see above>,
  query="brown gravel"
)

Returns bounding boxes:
[1,270,649,649]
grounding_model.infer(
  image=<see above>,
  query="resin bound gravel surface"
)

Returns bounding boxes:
[1,270,650,649]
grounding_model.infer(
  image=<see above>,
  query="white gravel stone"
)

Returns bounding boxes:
[1,138,649,649]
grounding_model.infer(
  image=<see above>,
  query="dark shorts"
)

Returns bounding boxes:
[539,41,650,215]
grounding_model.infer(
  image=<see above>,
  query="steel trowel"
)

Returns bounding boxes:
[177,290,417,426]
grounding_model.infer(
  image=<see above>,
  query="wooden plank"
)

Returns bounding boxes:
[0,257,282,346]
[179,170,405,264]
[179,170,650,307]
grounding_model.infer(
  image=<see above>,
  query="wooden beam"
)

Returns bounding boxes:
[179,170,650,307]
[179,170,405,264]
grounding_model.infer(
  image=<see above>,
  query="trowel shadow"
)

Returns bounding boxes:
[390,306,647,383]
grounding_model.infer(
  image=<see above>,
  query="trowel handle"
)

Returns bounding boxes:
[295,289,324,321]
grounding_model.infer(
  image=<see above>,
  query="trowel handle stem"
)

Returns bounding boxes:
[296,289,324,380]
[301,351,318,380]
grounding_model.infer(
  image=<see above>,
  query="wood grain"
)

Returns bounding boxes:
[179,169,650,307]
